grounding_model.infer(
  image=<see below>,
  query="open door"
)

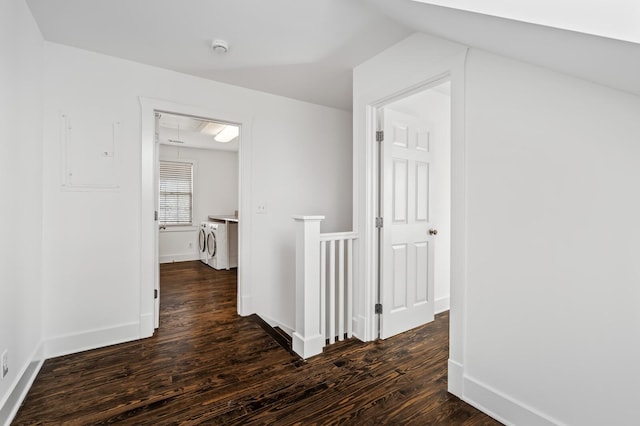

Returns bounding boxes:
[379,107,436,339]
[153,112,161,329]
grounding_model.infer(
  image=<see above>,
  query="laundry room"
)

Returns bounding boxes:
[156,112,239,267]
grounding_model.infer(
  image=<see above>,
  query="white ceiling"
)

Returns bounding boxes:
[386,81,451,117]
[26,0,640,111]
[25,0,411,111]
[159,113,239,152]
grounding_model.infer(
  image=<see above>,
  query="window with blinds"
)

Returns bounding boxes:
[159,160,193,226]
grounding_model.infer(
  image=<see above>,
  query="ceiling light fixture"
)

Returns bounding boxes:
[214,125,239,143]
[200,121,225,135]
[169,123,185,144]
[211,39,229,54]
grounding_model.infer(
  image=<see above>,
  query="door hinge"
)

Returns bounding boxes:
[375,217,383,228]
[375,303,383,314]
[154,289,158,299]
[376,130,384,142]
[154,210,158,221]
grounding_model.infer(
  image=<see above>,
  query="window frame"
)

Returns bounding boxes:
[158,159,195,227]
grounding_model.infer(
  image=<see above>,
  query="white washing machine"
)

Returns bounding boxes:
[198,222,209,264]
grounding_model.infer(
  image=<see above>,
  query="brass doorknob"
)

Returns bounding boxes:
[429,229,438,235]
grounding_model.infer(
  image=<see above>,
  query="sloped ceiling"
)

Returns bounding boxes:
[26,0,640,111]
[365,0,640,97]
[409,0,640,45]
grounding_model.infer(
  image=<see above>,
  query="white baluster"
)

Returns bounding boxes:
[320,240,326,341]
[338,239,345,341]
[347,238,353,338]
[329,240,335,343]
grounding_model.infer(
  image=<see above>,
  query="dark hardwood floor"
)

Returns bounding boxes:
[13,261,500,425]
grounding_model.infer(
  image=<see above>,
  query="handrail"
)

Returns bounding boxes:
[319,231,358,242]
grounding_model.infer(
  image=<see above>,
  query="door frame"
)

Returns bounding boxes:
[139,97,253,337]
[353,50,468,396]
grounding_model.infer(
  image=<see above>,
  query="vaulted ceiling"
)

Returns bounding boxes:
[26,0,640,111]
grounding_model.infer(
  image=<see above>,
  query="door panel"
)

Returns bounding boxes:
[415,242,429,304]
[380,108,435,339]
[393,159,408,223]
[416,129,430,152]
[416,162,429,222]
[392,244,408,311]
[393,123,408,148]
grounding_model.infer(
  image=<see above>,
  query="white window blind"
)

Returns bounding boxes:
[159,160,193,225]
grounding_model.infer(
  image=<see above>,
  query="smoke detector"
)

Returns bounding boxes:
[211,39,229,54]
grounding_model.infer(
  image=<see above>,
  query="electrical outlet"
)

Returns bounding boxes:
[256,204,267,214]
[1,350,7,380]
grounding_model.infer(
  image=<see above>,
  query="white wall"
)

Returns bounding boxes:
[0,0,44,421]
[41,42,352,356]
[158,145,238,263]
[464,49,640,426]
[354,33,640,426]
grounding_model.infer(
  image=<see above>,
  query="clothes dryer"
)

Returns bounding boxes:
[206,222,229,270]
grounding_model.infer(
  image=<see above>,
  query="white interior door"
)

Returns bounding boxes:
[153,112,160,329]
[380,108,435,339]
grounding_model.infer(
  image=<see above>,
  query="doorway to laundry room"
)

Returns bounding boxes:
[155,112,240,327]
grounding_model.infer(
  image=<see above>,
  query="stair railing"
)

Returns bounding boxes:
[292,216,358,359]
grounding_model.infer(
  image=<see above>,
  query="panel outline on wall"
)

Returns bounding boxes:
[60,113,120,191]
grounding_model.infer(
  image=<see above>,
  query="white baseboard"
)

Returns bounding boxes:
[0,343,44,426]
[43,322,141,359]
[139,313,154,338]
[1,323,142,425]
[159,253,199,263]
[435,296,450,314]
[461,374,562,426]
[352,315,367,341]
[259,313,294,336]
[448,361,561,425]
[447,358,464,397]
[238,295,253,317]
[292,332,324,359]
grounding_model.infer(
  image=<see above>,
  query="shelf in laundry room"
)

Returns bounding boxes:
[208,214,238,223]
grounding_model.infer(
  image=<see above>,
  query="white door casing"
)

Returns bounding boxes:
[139,97,254,339]
[353,47,467,395]
[380,108,435,339]
[154,113,161,329]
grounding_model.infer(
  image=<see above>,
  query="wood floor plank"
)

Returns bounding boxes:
[12,261,501,425]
